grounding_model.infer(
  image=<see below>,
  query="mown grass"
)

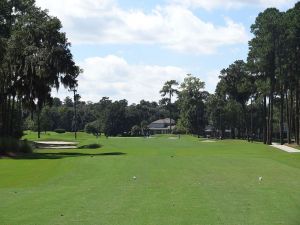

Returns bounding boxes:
[1,132,300,225]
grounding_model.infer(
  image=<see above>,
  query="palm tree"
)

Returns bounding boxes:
[160,80,179,133]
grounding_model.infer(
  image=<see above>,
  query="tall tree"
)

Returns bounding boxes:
[178,74,208,136]
[0,0,80,139]
[285,3,300,145]
[249,8,282,144]
[160,80,179,133]
[217,60,253,138]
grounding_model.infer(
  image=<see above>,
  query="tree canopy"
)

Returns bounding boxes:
[0,0,80,138]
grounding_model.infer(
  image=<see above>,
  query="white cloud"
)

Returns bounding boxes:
[172,0,297,10]
[53,55,187,103]
[36,0,248,54]
[52,55,221,103]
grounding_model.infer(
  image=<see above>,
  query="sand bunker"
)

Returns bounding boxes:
[34,141,78,149]
[201,140,216,143]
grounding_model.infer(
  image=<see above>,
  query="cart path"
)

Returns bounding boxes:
[271,143,300,153]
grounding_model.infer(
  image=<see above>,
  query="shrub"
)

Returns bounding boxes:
[121,132,131,137]
[85,121,101,136]
[172,126,186,135]
[0,138,32,155]
[19,140,33,153]
[54,129,66,133]
[0,138,18,154]
[131,125,141,136]
[23,117,35,131]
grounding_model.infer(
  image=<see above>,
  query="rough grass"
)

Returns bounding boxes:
[1,132,300,225]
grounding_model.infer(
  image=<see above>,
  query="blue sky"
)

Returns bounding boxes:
[36,0,298,104]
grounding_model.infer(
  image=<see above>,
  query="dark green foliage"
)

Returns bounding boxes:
[23,117,35,131]
[131,125,141,136]
[88,97,168,137]
[54,129,66,134]
[85,121,101,136]
[19,140,33,153]
[246,4,300,144]
[0,138,18,154]
[0,0,80,139]
[214,60,254,138]
[177,74,208,135]
[0,137,32,155]
[102,100,128,136]
[63,97,74,107]
[204,3,300,144]
[26,96,169,137]
[172,126,185,134]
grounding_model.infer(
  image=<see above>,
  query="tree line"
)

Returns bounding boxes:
[1,1,299,146]
[26,96,168,137]
[210,3,300,145]
[29,73,208,137]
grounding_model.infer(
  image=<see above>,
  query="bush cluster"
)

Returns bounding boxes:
[54,129,66,133]
[0,138,32,155]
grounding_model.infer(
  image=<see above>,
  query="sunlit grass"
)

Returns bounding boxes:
[1,132,300,225]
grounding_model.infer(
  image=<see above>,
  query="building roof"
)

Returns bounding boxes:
[148,118,176,129]
[150,118,175,124]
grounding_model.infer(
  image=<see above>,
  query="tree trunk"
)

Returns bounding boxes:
[169,92,172,134]
[267,97,270,144]
[250,97,253,135]
[9,95,16,136]
[231,127,235,139]
[4,95,11,136]
[37,109,41,139]
[295,49,299,145]
[267,75,275,145]
[268,94,274,145]
[73,90,77,139]
[263,95,267,144]
[286,90,291,144]
[280,85,284,145]
[296,81,299,145]
[290,89,295,142]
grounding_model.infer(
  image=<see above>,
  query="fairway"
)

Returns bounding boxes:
[1,132,300,225]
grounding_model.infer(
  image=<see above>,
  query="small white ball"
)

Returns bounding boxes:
[133,176,137,180]
[258,176,263,182]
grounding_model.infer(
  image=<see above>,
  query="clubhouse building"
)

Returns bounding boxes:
[148,118,175,134]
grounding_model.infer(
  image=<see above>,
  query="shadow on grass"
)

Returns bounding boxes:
[78,144,102,149]
[11,151,126,160]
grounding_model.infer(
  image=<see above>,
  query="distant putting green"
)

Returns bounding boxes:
[1,132,300,225]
